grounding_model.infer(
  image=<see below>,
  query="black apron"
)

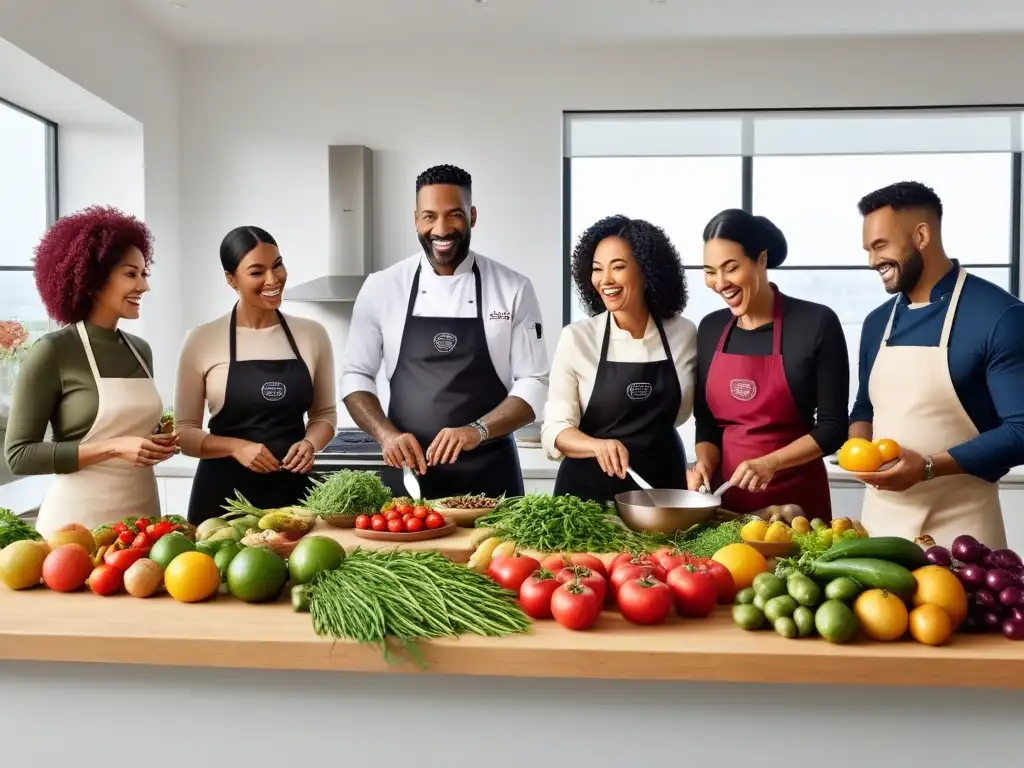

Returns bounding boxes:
[386,262,524,499]
[187,306,315,524]
[553,313,687,504]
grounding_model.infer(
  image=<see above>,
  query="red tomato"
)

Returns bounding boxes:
[404,517,424,532]
[611,562,663,595]
[385,510,402,521]
[556,566,607,605]
[610,555,666,585]
[402,514,413,522]
[132,532,152,551]
[425,512,445,529]
[354,515,371,530]
[653,547,693,573]
[488,554,542,592]
[617,576,673,625]
[567,553,608,579]
[387,518,404,533]
[89,564,123,596]
[541,553,570,573]
[413,506,429,519]
[551,582,602,630]
[134,517,152,533]
[666,565,718,618]
[703,560,737,604]
[371,514,388,532]
[104,547,146,573]
[396,504,413,516]
[117,531,134,547]
[518,570,561,619]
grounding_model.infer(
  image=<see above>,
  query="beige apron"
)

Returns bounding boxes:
[35,322,163,539]
[861,268,1005,550]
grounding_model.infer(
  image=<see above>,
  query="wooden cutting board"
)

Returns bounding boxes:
[310,519,480,563]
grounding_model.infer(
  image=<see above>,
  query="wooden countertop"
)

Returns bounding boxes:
[2,585,1024,689]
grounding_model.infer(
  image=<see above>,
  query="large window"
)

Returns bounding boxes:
[564,107,1023,455]
[0,98,58,345]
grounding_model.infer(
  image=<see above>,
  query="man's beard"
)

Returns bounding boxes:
[878,247,925,295]
[419,230,471,273]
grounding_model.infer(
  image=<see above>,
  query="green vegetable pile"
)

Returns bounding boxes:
[475,494,641,553]
[0,507,43,549]
[309,548,530,666]
[300,470,392,518]
[643,518,746,558]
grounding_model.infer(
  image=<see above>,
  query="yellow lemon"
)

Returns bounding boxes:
[712,543,769,590]
[764,522,792,543]
[740,519,768,542]
[163,551,220,603]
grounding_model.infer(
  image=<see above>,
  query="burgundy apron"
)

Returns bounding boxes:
[704,287,832,520]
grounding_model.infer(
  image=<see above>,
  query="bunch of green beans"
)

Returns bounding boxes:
[473,494,644,553]
[308,548,530,666]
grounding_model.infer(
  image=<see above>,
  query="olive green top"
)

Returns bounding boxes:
[3,322,154,476]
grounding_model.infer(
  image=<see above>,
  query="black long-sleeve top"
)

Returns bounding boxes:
[694,295,850,456]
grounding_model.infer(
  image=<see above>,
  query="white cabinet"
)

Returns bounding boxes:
[160,478,193,519]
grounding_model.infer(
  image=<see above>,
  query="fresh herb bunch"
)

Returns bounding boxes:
[474,494,644,553]
[309,548,530,666]
[301,470,392,518]
[637,519,746,558]
[0,507,43,549]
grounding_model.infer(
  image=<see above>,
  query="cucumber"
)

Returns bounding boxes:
[808,558,916,600]
[816,536,928,570]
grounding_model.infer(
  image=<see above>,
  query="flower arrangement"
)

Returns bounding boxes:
[0,320,30,363]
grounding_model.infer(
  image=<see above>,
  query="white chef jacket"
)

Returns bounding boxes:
[340,251,550,420]
[541,311,698,460]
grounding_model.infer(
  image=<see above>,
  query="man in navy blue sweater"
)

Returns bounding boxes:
[849,181,1024,548]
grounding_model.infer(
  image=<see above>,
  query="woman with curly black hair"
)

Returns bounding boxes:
[688,209,849,521]
[542,215,697,504]
[4,206,176,537]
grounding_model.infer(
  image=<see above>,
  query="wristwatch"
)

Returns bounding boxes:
[923,456,935,481]
[469,420,489,442]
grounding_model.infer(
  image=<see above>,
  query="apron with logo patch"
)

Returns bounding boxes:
[554,313,686,504]
[704,288,832,520]
[386,263,524,499]
[187,306,315,524]
[860,268,1005,548]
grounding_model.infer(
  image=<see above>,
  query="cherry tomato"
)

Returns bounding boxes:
[556,566,607,605]
[487,554,542,592]
[117,531,134,546]
[396,504,413,516]
[371,514,388,532]
[518,569,560,619]
[617,576,673,625]
[132,532,152,551]
[551,582,601,630]
[385,510,402,521]
[134,517,152,533]
[113,522,129,535]
[404,517,424,532]
[387,518,404,533]
[413,506,429,519]
[666,565,718,618]
[425,512,445,530]
[354,515,371,530]
[402,514,413,522]
[88,564,123,596]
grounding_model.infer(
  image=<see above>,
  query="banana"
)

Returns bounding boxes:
[467,536,505,572]
[258,511,314,535]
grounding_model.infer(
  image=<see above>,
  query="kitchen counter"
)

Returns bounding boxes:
[1,587,1023,689]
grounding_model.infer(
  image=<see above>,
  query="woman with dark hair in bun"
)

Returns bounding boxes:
[687,209,849,521]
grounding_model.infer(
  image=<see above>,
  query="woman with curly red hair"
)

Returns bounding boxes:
[4,205,177,537]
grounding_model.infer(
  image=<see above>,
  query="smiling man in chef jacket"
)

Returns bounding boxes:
[340,164,549,499]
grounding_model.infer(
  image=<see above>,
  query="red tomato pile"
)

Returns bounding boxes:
[484,546,738,632]
[354,503,447,534]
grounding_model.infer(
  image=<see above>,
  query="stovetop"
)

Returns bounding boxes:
[317,429,383,458]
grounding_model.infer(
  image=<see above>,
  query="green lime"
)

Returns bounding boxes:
[734,588,756,605]
[792,605,815,637]
[149,532,196,571]
[753,594,766,611]
[824,577,861,603]
[753,573,786,600]
[814,599,859,644]
[288,536,345,585]
[214,542,241,580]
[226,547,288,603]
[732,604,765,631]
[786,574,823,607]
[774,616,798,638]
[764,594,798,623]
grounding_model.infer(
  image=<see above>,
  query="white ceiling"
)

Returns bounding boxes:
[125,0,1024,47]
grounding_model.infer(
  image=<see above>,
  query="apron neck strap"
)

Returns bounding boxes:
[405,261,484,320]
[75,321,152,379]
[229,305,299,362]
[600,312,672,361]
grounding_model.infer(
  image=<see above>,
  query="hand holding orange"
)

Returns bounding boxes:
[836,437,902,473]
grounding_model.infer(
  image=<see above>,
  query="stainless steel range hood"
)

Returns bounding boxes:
[285,145,374,303]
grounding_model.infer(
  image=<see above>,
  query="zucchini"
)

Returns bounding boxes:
[808,558,916,600]
[816,536,928,570]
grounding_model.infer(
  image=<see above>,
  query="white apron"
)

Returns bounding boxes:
[35,322,163,539]
[861,268,1005,550]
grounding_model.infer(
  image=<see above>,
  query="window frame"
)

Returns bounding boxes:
[0,96,59,284]
[561,104,1024,325]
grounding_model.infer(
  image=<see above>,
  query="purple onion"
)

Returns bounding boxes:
[952,535,984,564]
[925,546,953,567]
[958,564,988,588]
[974,588,998,610]
[987,568,1015,593]
[1016,571,1024,588]
[961,615,981,633]
[984,553,999,569]
[1000,587,1023,607]
[992,549,1023,570]
[1002,618,1024,640]
[1011,607,1024,623]
[983,610,1003,631]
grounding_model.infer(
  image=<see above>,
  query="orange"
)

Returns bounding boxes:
[837,438,884,473]
[874,438,902,464]
[853,589,909,641]
[163,551,220,603]
[711,543,769,590]
[909,603,954,646]
[912,565,968,627]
